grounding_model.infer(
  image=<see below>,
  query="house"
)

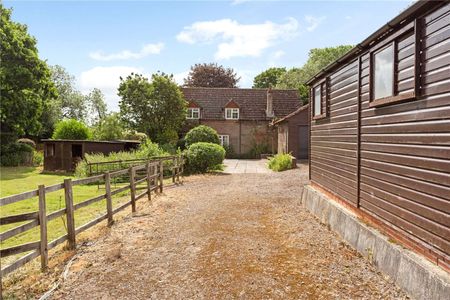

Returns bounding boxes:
[271,104,309,159]
[42,139,140,172]
[182,87,301,157]
[306,0,449,273]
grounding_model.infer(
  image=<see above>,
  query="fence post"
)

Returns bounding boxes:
[172,157,176,183]
[181,156,184,182]
[38,185,48,271]
[159,160,164,193]
[129,166,136,212]
[105,172,113,226]
[146,162,152,201]
[64,179,76,250]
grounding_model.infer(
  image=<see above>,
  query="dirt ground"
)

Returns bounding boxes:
[51,163,407,299]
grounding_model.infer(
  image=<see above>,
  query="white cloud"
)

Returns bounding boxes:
[305,15,326,32]
[89,42,164,61]
[79,66,148,111]
[173,70,189,85]
[274,50,285,59]
[176,18,298,60]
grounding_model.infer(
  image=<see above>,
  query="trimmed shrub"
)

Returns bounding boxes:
[52,119,92,140]
[184,142,225,174]
[268,153,293,172]
[184,125,220,147]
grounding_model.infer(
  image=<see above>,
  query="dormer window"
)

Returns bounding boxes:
[225,108,239,120]
[187,108,200,119]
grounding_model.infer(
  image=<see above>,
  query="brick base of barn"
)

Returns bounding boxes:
[301,185,450,300]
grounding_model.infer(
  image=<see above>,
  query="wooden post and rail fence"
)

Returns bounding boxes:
[0,155,184,294]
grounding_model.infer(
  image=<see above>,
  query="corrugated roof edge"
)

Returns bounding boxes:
[271,104,310,126]
[305,0,434,86]
[41,139,141,144]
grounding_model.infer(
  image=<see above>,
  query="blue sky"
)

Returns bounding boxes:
[5,0,414,111]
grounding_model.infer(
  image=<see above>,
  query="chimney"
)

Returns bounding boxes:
[266,88,274,118]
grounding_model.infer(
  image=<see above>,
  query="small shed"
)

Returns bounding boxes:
[271,104,309,159]
[42,139,140,172]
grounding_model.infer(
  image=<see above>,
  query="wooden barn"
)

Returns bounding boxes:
[307,1,449,269]
[42,139,140,172]
[271,104,309,159]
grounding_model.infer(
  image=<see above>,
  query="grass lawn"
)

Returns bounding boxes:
[0,166,146,266]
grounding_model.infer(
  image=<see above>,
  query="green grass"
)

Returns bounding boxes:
[0,166,141,265]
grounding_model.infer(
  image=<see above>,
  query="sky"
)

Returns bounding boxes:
[4,0,415,111]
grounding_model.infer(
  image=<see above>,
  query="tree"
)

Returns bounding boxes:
[93,113,124,141]
[276,45,353,103]
[0,5,57,144]
[52,119,92,140]
[86,88,107,125]
[118,73,187,143]
[50,65,87,121]
[252,67,286,88]
[184,63,240,88]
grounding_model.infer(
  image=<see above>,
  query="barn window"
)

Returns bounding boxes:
[225,108,239,120]
[373,43,394,100]
[45,143,55,157]
[312,79,328,120]
[313,85,321,117]
[369,23,417,107]
[187,108,200,119]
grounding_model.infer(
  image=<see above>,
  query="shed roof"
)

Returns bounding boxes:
[306,0,434,85]
[271,104,309,126]
[181,87,301,120]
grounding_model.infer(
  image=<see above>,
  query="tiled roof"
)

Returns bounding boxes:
[271,104,309,126]
[181,87,301,120]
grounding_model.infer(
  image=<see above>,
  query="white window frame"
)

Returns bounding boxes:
[313,85,322,117]
[219,135,230,147]
[225,108,239,120]
[187,108,200,119]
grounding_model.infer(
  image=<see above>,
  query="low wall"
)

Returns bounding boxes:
[301,185,450,300]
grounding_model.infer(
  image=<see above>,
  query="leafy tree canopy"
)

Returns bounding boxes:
[50,65,87,121]
[86,88,107,125]
[93,112,124,141]
[276,45,353,103]
[118,73,187,144]
[0,4,57,142]
[252,67,286,88]
[184,63,240,88]
[52,119,92,140]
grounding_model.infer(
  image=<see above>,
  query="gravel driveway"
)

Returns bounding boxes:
[53,163,406,299]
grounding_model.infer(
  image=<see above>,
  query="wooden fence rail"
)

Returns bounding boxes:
[0,156,184,289]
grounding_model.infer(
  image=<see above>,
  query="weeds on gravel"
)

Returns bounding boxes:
[268,153,293,172]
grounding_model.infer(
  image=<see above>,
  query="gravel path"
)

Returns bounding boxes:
[53,164,407,299]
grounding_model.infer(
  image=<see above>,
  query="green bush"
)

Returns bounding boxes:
[184,142,225,174]
[52,119,92,140]
[185,125,220,147]
[268,153,293,172]
[33,151,44,166]
[0,143,34,166]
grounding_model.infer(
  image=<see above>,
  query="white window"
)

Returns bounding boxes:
[225,108,239,120]
[219,135,229,147]
[313,85,322,117]
[187,108,200,119]
[373,44,394,100]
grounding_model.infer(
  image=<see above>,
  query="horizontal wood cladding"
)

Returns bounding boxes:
[310,2,450,263]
